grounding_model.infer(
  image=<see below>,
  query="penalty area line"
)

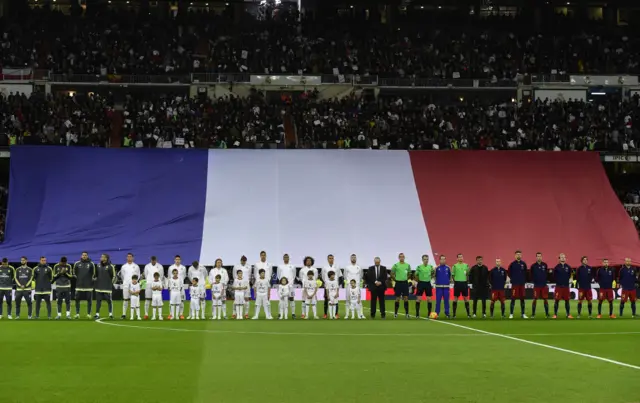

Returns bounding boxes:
[427,316,640,371]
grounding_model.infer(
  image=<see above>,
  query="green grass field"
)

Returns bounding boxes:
[1,299,638,403]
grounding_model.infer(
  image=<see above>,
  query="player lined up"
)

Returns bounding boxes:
[0,250,637,320]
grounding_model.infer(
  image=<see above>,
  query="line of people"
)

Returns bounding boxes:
[0,250,637,321]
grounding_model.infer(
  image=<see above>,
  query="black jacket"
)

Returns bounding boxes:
[469,264,489,288]
[366,265,388,289]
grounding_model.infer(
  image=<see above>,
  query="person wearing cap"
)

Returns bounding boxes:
[233,256,252,319]
[53,257,73,320]
[143,256,164,319]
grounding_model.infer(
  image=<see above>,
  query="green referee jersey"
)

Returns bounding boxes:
[392,262,411,281]
[452,263,469,282]
[415,264,434,282]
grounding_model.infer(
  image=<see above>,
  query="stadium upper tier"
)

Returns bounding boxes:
[2,91,639,152]
[3,8,640,78]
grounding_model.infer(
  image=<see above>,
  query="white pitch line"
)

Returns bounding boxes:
[426,316,640,371]
[95,318,640,338]
[94,318,485,337]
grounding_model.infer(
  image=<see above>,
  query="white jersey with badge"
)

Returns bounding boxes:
[233,279,248,301]
[189,285,202,302]
[129,283,141,308]
[253,261,272,283]
[208,268,229,288]
[120,263,141,285]
[299,266,318,282]
[255,278,270,296]
[144,263,164,289]
[278,284,291,299]
[344,264,362,283]
[211,283,224,304]
[150,280,163,306]
[303,279,317,300]
[326,279,339,303]
[188,266,207,287]
[349,287,360,302]
[322,265,342,284]
[233,264,251,282]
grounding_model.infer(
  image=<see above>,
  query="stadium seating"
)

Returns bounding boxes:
[3,7,640,77]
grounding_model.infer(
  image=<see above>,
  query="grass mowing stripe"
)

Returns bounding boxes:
[425,315,640,371]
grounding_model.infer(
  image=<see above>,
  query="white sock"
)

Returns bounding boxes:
[222,304,227,317]
[345,305,350,317]
[145,300,150,316]
[290,301,295,315]
[312,305,317,317]
[284,305,288,317]
[245,301,250,316]
[152,307,157,318]
[254,304,261,318]
[158,307,163,317]
[357,305,363,318]
[123,300,129,315]
[304,303,309,317]
[201,301,206,318]
[266,302,272,317]
[130,308,134,319]
[136,308,141,318]
[179,302,184,316]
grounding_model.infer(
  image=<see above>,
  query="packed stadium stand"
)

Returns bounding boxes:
[1,0,640,239]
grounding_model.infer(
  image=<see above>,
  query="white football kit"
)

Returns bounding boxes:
[168,278,183,305]
[120,263,141,299]
[189,285,202,318]
[278,284,291,319]
[253,260,272,284]
[168,264,187,299]
[233,279,249,304]
[252,278,272,319]
[325,279,339,305]
[144,263,164,299]
[277,263,296,297]
[210,282,225,320]
[129,283,141,308]
[150,280,163,307]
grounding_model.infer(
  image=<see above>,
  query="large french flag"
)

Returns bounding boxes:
[2,147,639,267]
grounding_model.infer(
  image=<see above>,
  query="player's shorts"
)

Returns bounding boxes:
[122,284,132,299]
[170,291,181,305]
[491,290,506,302]
[554,286,570,301]
[130,295,140,308]
[145,286,154,299]
[578,288,592,301]
[598,288,614,302]
[416,282,433,297]
[511,285,525,299]
[329,297,338,305]
[152,294,163,307]
[304,297,317,305]
[394,280,409,297]
[75,290,93,300]
[453,282,469,298]
[621,290,638,302]
[533,286,548,300]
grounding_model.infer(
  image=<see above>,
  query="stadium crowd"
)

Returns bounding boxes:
[3,7,640,78]
[0,92,113,147]
[2,91,640,152]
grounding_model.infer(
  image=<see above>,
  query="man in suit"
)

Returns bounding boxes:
[367,257,388,319]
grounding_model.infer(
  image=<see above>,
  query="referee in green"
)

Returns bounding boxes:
[452,254,471,318]
[391,253,412,318]
[414,255,434,318]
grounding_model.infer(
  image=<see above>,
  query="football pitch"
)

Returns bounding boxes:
[1,300,638,403]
